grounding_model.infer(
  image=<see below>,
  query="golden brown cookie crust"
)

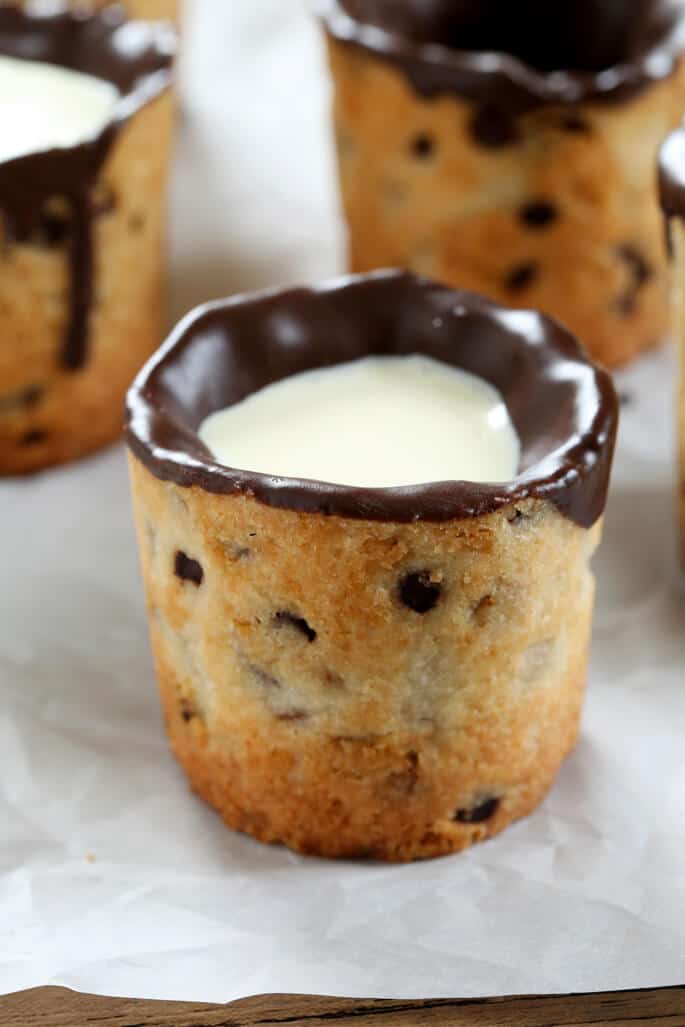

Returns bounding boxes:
[0,90,174,475]
[129,454,601,861]
[326,36,685,368]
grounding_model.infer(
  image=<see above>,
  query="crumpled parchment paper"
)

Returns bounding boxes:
[1,0,684,1003]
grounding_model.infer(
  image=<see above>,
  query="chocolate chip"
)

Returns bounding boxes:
[410,132,435,159]
[21,385,43,408]
[615,244,653,315]
[92,186,116,217]
[323,669,345,689]
[180,698,196,723]
[473,594,495,627]
[561,115,590,134]
[399,571,442,614]
[274,611,317,643]
[617,244,652,287]
[520,200,558,229]
[129,211,146,233]
[174,551,204,586]
[20,429,47,446]
[615,293,637,315]
[39,214,70,246]
[506,507,525,523]
[276,710,309,722]
[505,261,538,291]
[454,796,500,824]
[38,197,71,246]
[223,541,251,562]
[0,384,43,414]
[471,105,519,148]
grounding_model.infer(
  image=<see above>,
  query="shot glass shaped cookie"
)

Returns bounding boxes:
[0,6,175,474]
[126,271,618,862]
[322,0,685,368]
[660,127,685,561]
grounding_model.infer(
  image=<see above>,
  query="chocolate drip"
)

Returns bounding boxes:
[322,0,685,144]
[0,8,175,372]
[125,271,619,530]
[64,192,94,370]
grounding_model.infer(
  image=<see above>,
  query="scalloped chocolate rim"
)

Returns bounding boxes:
[126,270,618,528]
[319,0,685,107]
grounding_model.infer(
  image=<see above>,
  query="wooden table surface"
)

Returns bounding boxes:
[1,985,684,1026]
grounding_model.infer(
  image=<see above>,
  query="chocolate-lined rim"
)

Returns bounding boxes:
[659,123,685,219]
[126,270,618,528]
[319,0,685,108]
[0,6,175,370]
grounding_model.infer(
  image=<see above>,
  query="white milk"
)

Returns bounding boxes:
[199,355,520,488]
[0,56,119,162]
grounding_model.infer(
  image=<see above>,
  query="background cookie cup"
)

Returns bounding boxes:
[321,0,685,368]
[0,6,175,475]
[126,270,619,862]
[659,126,685,563]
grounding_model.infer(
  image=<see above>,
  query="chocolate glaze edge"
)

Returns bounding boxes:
[0,7,176,371]
[319,0,685,113]
[125,270,619,530]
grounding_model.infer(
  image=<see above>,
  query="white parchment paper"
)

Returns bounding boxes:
[1,0,684,1003]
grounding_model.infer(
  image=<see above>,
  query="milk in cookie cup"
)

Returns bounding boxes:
[126,271,618,861]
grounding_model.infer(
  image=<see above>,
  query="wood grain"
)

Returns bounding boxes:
[1,985,685,1026]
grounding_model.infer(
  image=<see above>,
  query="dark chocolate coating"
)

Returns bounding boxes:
[0,7,175,370]
[126,271,618,529]
[659,124,685,220]
[321,0,685,142]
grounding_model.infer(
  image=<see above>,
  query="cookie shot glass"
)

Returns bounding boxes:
[126,271,618,862]
[660,127,685,562]
[321,0,685,368]
[0,6,175,474]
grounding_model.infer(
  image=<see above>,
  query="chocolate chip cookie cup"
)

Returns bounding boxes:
[660,127,685,562]
[126,271,618,862]
[0,6,175,475]
[321,0,685,368]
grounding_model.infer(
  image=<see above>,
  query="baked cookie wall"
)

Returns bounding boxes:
[0,90,174,474]
[328,37,685,367]
[130,455,601,861]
